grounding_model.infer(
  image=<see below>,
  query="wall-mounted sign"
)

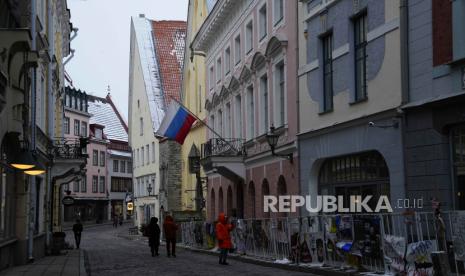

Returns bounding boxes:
[62,196,75,206]
[127,202,134,211]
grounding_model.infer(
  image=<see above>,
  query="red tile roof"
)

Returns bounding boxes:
[151,20,187,105]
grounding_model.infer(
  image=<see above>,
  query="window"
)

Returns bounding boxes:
[136,149,139,167]
[64,117,70,134]
[235,95,242,139]
[247,86,255,140]
[141,147,145,165]
[274,0,284,25]
[225,103,231,138]
[113,160,119,172]
[260,75,269,134]
[322,34,333,112]
[198,85,203,112]
[246,21,253,53]
[81,122,87,137]
[65,94,70,107]
[225,47,231,75]
[275,62,285,126]
[152,142,155,163]
[74,181,79,192]
[92,176,98,193]
[74,119,80,136]
[127,162,133,173]
[137,100,140,108]
[111,177,132,192]
[146,145,149,165]
[259,4,267,40]
[95,128,102,139]
[452,126,465,210]
[100,151,105,167]
[92,150,98,166]
[210,115,215,137]
[120,160,125,173]
[81,178,87,193]
[216,57,222,82]
[209,66,214,90]
[218,110,223,136]
[99,176,105,193]
[234,35,241,64]
[140,117,144,136]
[354,13,367,101]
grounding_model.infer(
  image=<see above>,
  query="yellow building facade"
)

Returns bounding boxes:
[180,0,209,214]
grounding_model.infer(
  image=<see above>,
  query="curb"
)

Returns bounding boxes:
[180,245,357,276]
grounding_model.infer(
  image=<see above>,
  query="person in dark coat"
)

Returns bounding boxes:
[216,213,234,265]
[147,217,161,256]
[72,219,83,249]
[163,215,178,257]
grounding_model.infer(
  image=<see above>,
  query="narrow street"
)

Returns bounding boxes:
[66,225,313,276]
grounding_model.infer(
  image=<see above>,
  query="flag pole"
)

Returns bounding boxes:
[168,96,239,152]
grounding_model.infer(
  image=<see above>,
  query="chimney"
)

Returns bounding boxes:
[139,14,145,18]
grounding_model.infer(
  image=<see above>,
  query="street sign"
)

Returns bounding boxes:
[62,196,75,206]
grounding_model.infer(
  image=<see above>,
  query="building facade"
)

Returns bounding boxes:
[298,0,405,212]
[179,0,210,217]
[128,15,186,226]
[0,0,85,269]
[192,0,299,221]
[403,0,465,210]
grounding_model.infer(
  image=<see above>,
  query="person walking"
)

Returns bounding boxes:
[72,219,83,249]
[163,215,178,257]
[146,217,161,257]
[113,215,118,228]
[216,213,234,265]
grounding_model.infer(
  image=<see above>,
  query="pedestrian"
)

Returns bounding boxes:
[146,217,161,257]
[113,215,118,228]
[215,212,234,265]
[72,219,83,249]
[163,215,178,257]
[119,214,123,226]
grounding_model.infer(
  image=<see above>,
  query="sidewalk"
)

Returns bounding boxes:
[1,250,86,276]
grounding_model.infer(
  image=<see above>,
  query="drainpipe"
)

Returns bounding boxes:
[295,0,301,216]
[399,0,409,201]
[28,0,37,262]
[46,0,54,252]
[63,28,78,66]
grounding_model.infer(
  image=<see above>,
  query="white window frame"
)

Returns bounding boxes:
[258,3,267,42]
[272,0,285,28]
[246,85,255,140]
[225,46,231,76]
[245,19,254,54]
[216,57,222,83]
[209,66,215,91]
[234,34,241,66]
[259,72,269,135]
[273,56,287,127]
[235,95,242,139]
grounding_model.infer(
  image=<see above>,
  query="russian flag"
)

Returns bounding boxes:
[157,101,196,144]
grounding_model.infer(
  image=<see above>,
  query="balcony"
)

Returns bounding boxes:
[200,138,246,182]
[48,137,88,160]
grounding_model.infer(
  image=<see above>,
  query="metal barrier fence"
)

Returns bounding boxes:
[181,211,465,275]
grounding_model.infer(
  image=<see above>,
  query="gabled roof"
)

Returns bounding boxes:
[152,20,186,106]
[88,94,129,142]
[131,16,186,133]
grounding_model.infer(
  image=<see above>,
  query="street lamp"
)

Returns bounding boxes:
[10,150,35,170]
[147,183,153,196]
[266,126,293,163]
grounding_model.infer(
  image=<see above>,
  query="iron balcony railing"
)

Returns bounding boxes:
[48,137,88,159]
[201,138,245,159]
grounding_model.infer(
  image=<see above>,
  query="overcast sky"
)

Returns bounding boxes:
[66,0,189,120]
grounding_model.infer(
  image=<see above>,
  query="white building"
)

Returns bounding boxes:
[128,15,186,226]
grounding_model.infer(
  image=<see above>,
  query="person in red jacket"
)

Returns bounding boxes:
[163,215,178,257]
[215,213,234,265]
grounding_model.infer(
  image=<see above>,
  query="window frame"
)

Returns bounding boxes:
[92,176,98,193]
[259,3,267,41]
[113,160,119,172]
[74,119,80,136]
[245,20,254,54]
[234,34,241,65]
[353,12,368,102]
[64,117,70,134]
[273,0,284,26]
[100,151,105,167]
[321,32,334,113]
[92,150,98,166]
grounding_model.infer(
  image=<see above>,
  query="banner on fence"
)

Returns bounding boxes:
[384,235,406,273]
[405,240,436,275]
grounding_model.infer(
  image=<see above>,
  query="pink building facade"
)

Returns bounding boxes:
[192,0,299,221]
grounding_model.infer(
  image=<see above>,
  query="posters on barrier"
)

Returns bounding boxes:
[384,235,406,274]
[232,219,246,254]
[453,212,465,261]
[405,240,436,275]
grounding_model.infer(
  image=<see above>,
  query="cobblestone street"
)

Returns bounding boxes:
[66,225,313,276]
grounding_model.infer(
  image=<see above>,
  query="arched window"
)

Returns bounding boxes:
[262,179,270,218]
[277,176,287,195]
[218,187,224,214]
[227,186,233,217]
[248,181,256,218]
[210,188,216,221]
[318,151,390,210]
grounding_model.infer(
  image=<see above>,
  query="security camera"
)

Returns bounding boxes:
[368,122,375,127]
